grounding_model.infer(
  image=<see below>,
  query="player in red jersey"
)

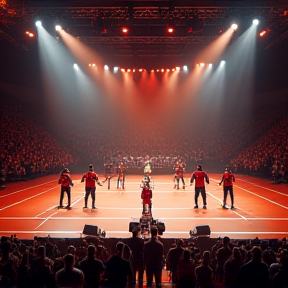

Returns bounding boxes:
[219,167,235,209]
[81,164,102,209]
[173,160,186,190]
[190,164,209,209]
[141,182,153,216]
[58,168,74,209]
[117,161,126,189]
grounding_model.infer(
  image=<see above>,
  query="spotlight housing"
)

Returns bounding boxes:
[35,21,42,27]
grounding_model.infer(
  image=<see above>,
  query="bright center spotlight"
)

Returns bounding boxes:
[208,63,213,67]
[104,65,109,70]
[55,25,62,31]
[200,63,205,67]
[220,60,226,65]
[167,27,174,33]
[35,21,42,27]
[253,19,259,25]
[122,27,128,33]
[113,67,119,72]
[73,63,79,70]
[183,65,188,71]
[231,23,238,31]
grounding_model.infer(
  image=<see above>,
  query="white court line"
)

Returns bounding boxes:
[206,189,250,223]
[0,180,56,198]
[34,211,59,229]
[234,185,288,210]
[237,178,288,196]
[0,186,59,211]
[1,216,287,221]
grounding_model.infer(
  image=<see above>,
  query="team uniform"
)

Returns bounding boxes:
[141,184,152,216]
[190,165,209,209]
[117,162,126,189]
[58,168,74,209]
[174,162,186,190]
[81,165,102,209]
[219,169,235,209]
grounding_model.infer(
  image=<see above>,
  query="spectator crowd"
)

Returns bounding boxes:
[1,229,288,287]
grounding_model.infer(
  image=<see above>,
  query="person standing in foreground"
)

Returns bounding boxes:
[144,226,164,287]
[58,168,74,209]
[81,164,102,209]
[190,164,209,209]
[219,167,235,209]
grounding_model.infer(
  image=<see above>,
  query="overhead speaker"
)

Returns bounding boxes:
[129,222,140,232]
[190,225,211,237]
[83,224,98,236]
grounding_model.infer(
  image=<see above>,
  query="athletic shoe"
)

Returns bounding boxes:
[203,205,207,209]
[66,205,71,210]
[222,204,228,209]
[92,206,97,209]
[231,206,235,210]
[194,205,198,209]
[83,206,88,209]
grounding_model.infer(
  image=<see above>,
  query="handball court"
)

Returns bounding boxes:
[0,173,287,241]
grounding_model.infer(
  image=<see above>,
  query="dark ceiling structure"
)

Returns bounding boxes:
[1,0,288,67]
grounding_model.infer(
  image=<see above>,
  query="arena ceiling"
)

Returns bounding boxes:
[1,0,288,66]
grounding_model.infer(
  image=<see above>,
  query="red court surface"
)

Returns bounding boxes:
[0,173,287,241]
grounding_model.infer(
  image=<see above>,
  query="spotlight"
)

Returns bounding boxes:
[208,63,213,67]
[253,19,259,25]
[231,23,238,31]
[121,68,125,72]
[167,27,174,33]
[260,30,267,37]
[104,65,109,70]
[73,63,79,70]
[200,63,205,67]
[161,69,164,72]
[114,67,119,72]
[151,69,154,73]
[29,33,34,37]
[122,27,129,34]
[167,69,170,72]
[176,67,180,71]
[183,65,188,71]
[55,25,62,31]
[35,21,42,27]
[127,69,131,72]
[220,60,226,65]
[139,69,143,72]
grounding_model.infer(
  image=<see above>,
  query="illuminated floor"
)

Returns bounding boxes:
[0,173,287,240]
